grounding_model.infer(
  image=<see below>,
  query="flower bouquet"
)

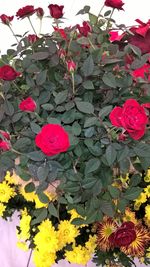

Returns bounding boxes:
[0,1,150,266]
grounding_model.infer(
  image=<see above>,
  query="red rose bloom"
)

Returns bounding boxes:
[0,14,14,25]
[109,222,136,247]
[36,7,44,18]
[67,60,76,72]
[48,4,64,19]
[0,130,11,152]
[132,64,150,81]
[19,97,37,112]
[104,0,124,10]
[109,99,148,140]
[77,21,91,37]
[27,34,39,44]
[35,124,70,156]
[16,5,35,19]
[0,65,21,81]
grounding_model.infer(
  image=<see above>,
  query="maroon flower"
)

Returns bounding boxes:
[35,124,70,156]
[67,60,76,72]
[0,14,14,25]
[27,34,39,44]
[109,99,148,140]
[16,5,35,19]
[109,222,136,247]
[19,97,37,112]
[77,21,91,37]
[36,7,44,18]
[104,0,124,10]
[48,4,64,19]
[0,65,21,81]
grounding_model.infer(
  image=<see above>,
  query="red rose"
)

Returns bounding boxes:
[36,7,44,18]
[27,34,39,44]
[16,5,35,19]
[53,27,67,39]
[67,60,76,72]
[109,222,136,247]
[0,14,14,25]
[35,124,70,156]
[0,65,21,81]
[109,99,148,140]
[77,21,91,37]
[48,4,64,19]
[19,97,37,112]
[0,130,11,152]
[104,0,124,10]
[132,64,150,81]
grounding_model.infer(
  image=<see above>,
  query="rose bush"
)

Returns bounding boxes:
[0,1,150,267]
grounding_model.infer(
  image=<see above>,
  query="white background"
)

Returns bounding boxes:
[0,0,150,54]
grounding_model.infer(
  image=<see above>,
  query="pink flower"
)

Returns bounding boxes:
[0,14,14,25]
[109,99,148,140]
[19,97,37,112]
[67,60,76,72]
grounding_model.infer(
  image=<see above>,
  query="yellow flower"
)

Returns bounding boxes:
[85,235,97,253]
[121,224,150,257]
[34,219,58,253]
[120,173,129,183]
[145,205,150,221]
[65,245,91,265]
[146,247,150,258]
[0,181,16,203]
[33,249,56,267]
[144,185,150,198]
[144,169,150,183]
[134,201,141,211]
[18,208,31,240]
[135,192,147,204]
[0,202,6,216]
[57,220,80,250]
[123,208,138,225]
[20,187,35,202]
[4,171,18,185]
[17,241,29,251]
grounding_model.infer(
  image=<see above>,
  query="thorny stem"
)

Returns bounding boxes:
[28,17,37,35]
[71,72,75,95]
[8,25,19,44]
[106,8,114,31]
[11,148,23,155]
[26,250,32,267]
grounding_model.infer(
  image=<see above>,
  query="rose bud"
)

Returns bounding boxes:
[48,4,64,19]
[67,60,76,73]
[0,130,10,140]
[27,34,39,44]
[0,65,21,81]
[58,48,66,60]
[77,21,91,37]
[104,0,124,10]
[19,97,37,112]
[0,14,14,25]
[16,5,35,19]
[36,7,44,18]
[0,140,11,152]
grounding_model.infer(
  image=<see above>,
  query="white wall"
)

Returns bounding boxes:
[0,0,150,54]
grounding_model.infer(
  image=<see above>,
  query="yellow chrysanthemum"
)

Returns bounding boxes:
[144,169,150,183]
[146,247,150,258]
[34,219,58,253]
[57,220,80,250]
[20,187,35,202]
[134,201,141,211]
[65,245,91,265]
[145,205,150,221]
[144,185,150,198]
[0,181,16,203]
[96,217,117,251]
[134,192,147,205]
[4,171,18,185]
[120,173,129,183]
[0,202,6,216]
[18,208,31,240]
[123,208,138,225]
[85,235,97,253]
[17,241,29,251]
[121,224,150,257]
[33,249,56,267]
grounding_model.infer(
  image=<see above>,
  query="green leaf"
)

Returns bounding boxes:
[123,187,143,200]
[89,13,97,25]
[76,5,90,15]
[24,182,35,193]
[129,174,142,187]
[4,100,14,116]
[72,121,81,136]
[48,202,58,218]
[76,101,94,114]
[82,55,94,77]
[100,200,115,217]
[27,151,45,161]
[37,166,49,180]
[55,90,68,105]
[85,158,101,174]
[102,72,117,88]
[134,143,150,157]
[47,117,61,125]
[37,191,49,203]
[118,199,128,213]
[31,208,48,225]
[71,218,85,226]
[82,177,97,189]
[108,185,120,199]
[84,117,97,128]
[13,137,31,151]
[83,80,94,90]
[30,51,49,60]
[105,145,117,166]
[99,105,113,119]
[12,112,22,123]
[41,104,54,111]
[30,122,41,134]
[77,37,89,45]
[36,70,47,85]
